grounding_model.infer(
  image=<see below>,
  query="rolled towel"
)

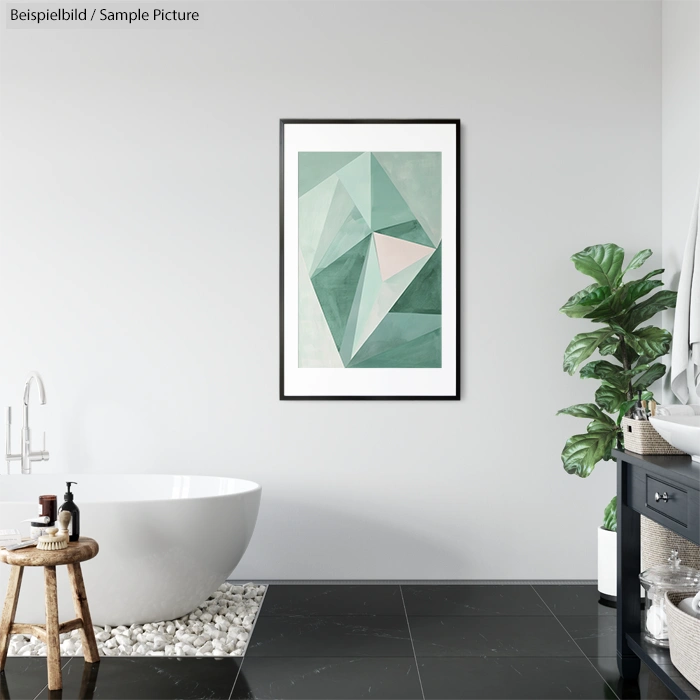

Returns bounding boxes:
[678,594,700,620]
[656,405,700,416]
[646,602,668,639]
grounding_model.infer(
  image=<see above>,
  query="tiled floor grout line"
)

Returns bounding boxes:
[529,585,621,700]
[31,656,74,700]
[227,657,244,700]
[399,585,426,700]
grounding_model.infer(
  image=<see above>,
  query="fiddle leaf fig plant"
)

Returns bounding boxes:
[602,496,617,533]
[558,244,677,482]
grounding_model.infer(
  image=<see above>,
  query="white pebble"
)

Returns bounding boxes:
[7,583,266,659]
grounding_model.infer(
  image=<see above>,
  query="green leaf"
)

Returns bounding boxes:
[571,244,625,288]
[624,326,673,360]
[580,360,622,378]
[623,290,678,330]
[620,279,664,306]
[617,400,638,424]
[561,431,616,478]
[598,336,619,357]
[587,419,618,434]
[557,403,615,424]
[618,249,652,284]
[631,362,666,390]
[579,360,628,391]
[595,382,628,413]
[560,284,611,318]
[602,496,617,532]
[641,268,664,281]
[563,329,614,375]
[584,279,663,321]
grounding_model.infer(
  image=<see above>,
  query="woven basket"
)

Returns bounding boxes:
[666,591,700,691]
[621,417,686,455]
[642,517,700,571]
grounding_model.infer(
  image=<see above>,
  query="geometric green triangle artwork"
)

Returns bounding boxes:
[298,152,441,369]
[281,120,460,399]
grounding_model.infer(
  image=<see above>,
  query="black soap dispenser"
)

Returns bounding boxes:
[59,482,80,542]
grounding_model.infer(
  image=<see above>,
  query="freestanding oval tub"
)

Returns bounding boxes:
[0,474,261,626]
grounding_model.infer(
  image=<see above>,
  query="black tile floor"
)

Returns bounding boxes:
[0,584,697,700]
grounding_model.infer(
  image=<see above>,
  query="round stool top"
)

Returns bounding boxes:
[0,538,98,567]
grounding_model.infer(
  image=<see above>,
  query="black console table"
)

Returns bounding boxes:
[614,449,700,700]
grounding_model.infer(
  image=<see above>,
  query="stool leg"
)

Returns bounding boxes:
[44,566,62,691]
[67,563,99,664]
[0,566,23,671]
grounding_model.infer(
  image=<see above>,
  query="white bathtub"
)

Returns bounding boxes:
[0,474,261,626]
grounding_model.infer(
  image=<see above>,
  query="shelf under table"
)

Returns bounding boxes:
[626,633,700,700]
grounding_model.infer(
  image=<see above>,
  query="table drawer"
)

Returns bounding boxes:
[646,475,689,526]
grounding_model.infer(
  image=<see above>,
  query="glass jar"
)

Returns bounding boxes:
[639,549,700,647]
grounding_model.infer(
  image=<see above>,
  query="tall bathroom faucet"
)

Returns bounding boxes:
[5,371,50,474]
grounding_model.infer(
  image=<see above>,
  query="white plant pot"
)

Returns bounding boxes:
[598,526,617,606]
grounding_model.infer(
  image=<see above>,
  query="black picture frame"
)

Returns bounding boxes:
[280,119,461,400]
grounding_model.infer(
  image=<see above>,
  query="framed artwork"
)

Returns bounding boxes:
[280,119,460,400]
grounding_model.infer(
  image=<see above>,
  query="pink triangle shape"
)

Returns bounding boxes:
[373,232,433,282]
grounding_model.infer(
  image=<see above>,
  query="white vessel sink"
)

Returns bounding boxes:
[649,416,700,462]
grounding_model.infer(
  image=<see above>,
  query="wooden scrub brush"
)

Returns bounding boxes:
[37,527,67,550]
[37,513,71,551]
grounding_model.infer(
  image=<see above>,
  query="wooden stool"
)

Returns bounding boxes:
[0,539,100,691]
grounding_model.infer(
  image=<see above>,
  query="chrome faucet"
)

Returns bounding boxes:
[5,371,50,474]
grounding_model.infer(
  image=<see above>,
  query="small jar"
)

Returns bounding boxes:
[38,495,57,524]
[29,516,51,539]
[640,549,700,647]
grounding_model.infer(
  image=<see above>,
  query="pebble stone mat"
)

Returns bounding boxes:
[8,582,266,658]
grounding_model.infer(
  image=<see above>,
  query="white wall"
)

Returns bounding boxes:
[0,1,662,580]
[661,0,700,403]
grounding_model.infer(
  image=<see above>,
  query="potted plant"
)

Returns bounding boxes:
[598,497,617,606]
[558,244,677,604]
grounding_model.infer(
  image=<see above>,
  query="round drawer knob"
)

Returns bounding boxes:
[655,491,669,503]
